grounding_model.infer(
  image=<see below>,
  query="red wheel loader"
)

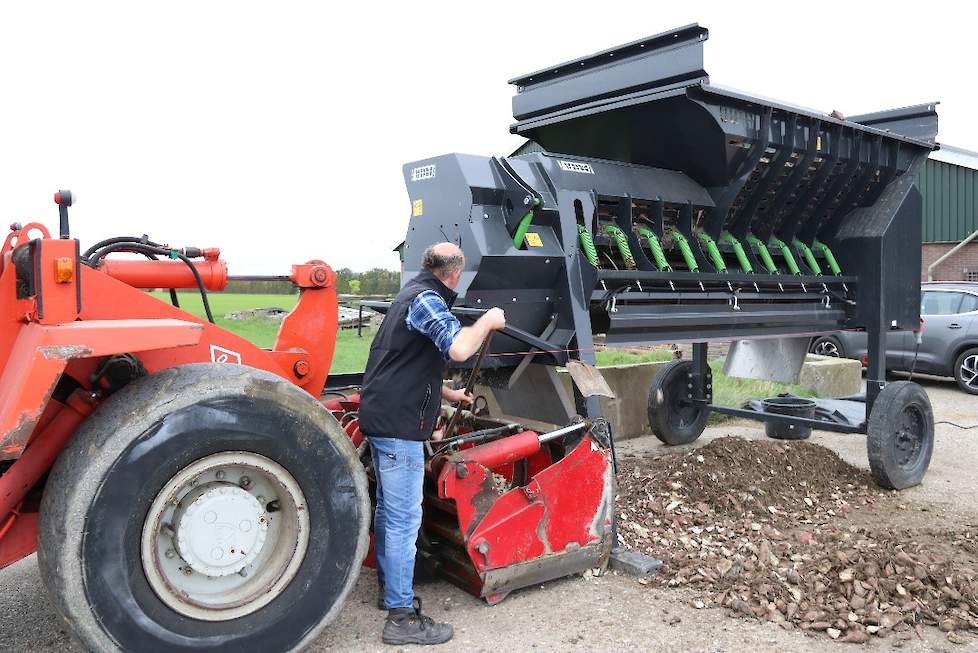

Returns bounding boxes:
[0,193,615,651]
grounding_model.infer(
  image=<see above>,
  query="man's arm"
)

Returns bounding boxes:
[448,308,506,362]
[405,290,506,362]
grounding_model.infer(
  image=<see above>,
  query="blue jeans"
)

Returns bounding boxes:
[369,436,424,610]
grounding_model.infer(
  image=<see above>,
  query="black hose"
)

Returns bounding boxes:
[82,235,164,260]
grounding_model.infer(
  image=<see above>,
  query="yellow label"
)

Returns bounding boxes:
[816,135,822,151]
[412,199,423,217]
[525,232,544,247]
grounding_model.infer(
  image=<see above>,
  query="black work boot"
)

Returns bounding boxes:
[382,598,453,646]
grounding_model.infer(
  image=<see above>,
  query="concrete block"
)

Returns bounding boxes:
[798,354,862,398]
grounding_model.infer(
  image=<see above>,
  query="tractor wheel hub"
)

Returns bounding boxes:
[174,484,268,577]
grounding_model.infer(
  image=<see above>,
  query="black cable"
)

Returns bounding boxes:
[82,235,164,260]
[908,339,920,382]
[172,250,215,323]
[935,420,978,430]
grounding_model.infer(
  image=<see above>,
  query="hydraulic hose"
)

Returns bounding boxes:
[720,231,752,273]
[792,238,821,275]
[696,232,726,273]
[82,235,165,260]
[636,227,670,271]
[812,239,842,276]
[746,233,777,274]
[667,229,698,272]
[768,237,801,275]
[604,225,636,269]
[578,225,599,267]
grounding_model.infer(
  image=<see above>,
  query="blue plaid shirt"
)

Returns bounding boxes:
[406,290,462,359]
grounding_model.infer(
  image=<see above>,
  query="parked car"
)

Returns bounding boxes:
[809,282,978,394]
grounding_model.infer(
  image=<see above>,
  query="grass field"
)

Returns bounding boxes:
[153,292,816,401]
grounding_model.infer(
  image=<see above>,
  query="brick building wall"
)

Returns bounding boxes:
[921,242,978,281]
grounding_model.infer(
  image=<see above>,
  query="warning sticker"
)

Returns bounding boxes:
[412,199,423,217]
[525,232,544,247]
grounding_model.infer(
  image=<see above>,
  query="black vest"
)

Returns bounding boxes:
[358,271,457,441]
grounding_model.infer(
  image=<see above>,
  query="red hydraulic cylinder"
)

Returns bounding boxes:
[457,430,541,470]
[98,258,228,291]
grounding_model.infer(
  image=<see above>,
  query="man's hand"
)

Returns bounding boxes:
[483,307,506,332]
[442,387,474,405]
[431,428,445,441]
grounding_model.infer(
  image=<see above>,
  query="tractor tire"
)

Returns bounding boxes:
[953,347,978,395]
[648,359,711,446]
[866,381,934,490]
[38,363,370,652]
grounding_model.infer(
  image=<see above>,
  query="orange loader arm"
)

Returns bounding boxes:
[0,194,339,568]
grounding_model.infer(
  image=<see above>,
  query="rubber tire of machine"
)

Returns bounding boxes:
[952,347,978,395]
[866,381,934,490]
[648,359,711,446]
[37,363,370,653]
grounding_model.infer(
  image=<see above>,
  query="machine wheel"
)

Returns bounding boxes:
[648,360,711,445]
[953,347,978,395]
[866,381,934,490]
[38,363,370,652]
[810,335,845,358]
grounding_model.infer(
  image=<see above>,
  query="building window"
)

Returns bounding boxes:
[967,271,978,283]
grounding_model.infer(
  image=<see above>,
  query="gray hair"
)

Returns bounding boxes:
[421,244,464,277]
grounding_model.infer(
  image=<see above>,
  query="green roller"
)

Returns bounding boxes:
[636,226,670,271]
[604,224,637,269]
[768,236,801,275]
[666,228,698,272]
[697,232,727,273]
[577,224,599,267]
[746,233,777,274]
[792,238,821,275]
[812,239,842,276]
[719,231,752,273]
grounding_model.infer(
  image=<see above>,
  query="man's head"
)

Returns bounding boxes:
[421,242,465,289]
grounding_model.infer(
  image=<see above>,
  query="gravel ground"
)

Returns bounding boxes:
[1,375,975,652]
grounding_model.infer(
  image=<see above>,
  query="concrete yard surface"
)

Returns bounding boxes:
[0,376,975,652]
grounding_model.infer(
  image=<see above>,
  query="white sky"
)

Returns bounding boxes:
[1,1,973,273]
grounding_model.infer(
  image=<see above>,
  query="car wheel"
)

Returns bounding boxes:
[810,335,845,358]
[953,347,978,395]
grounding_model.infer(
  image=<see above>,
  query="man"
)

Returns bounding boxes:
[358,242,505,646]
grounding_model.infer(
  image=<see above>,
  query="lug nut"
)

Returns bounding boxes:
[165,548,175,559]
[239,476,252,489]
[293,360,310,378]
[239,568,249,577]
[216,470,225,480]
